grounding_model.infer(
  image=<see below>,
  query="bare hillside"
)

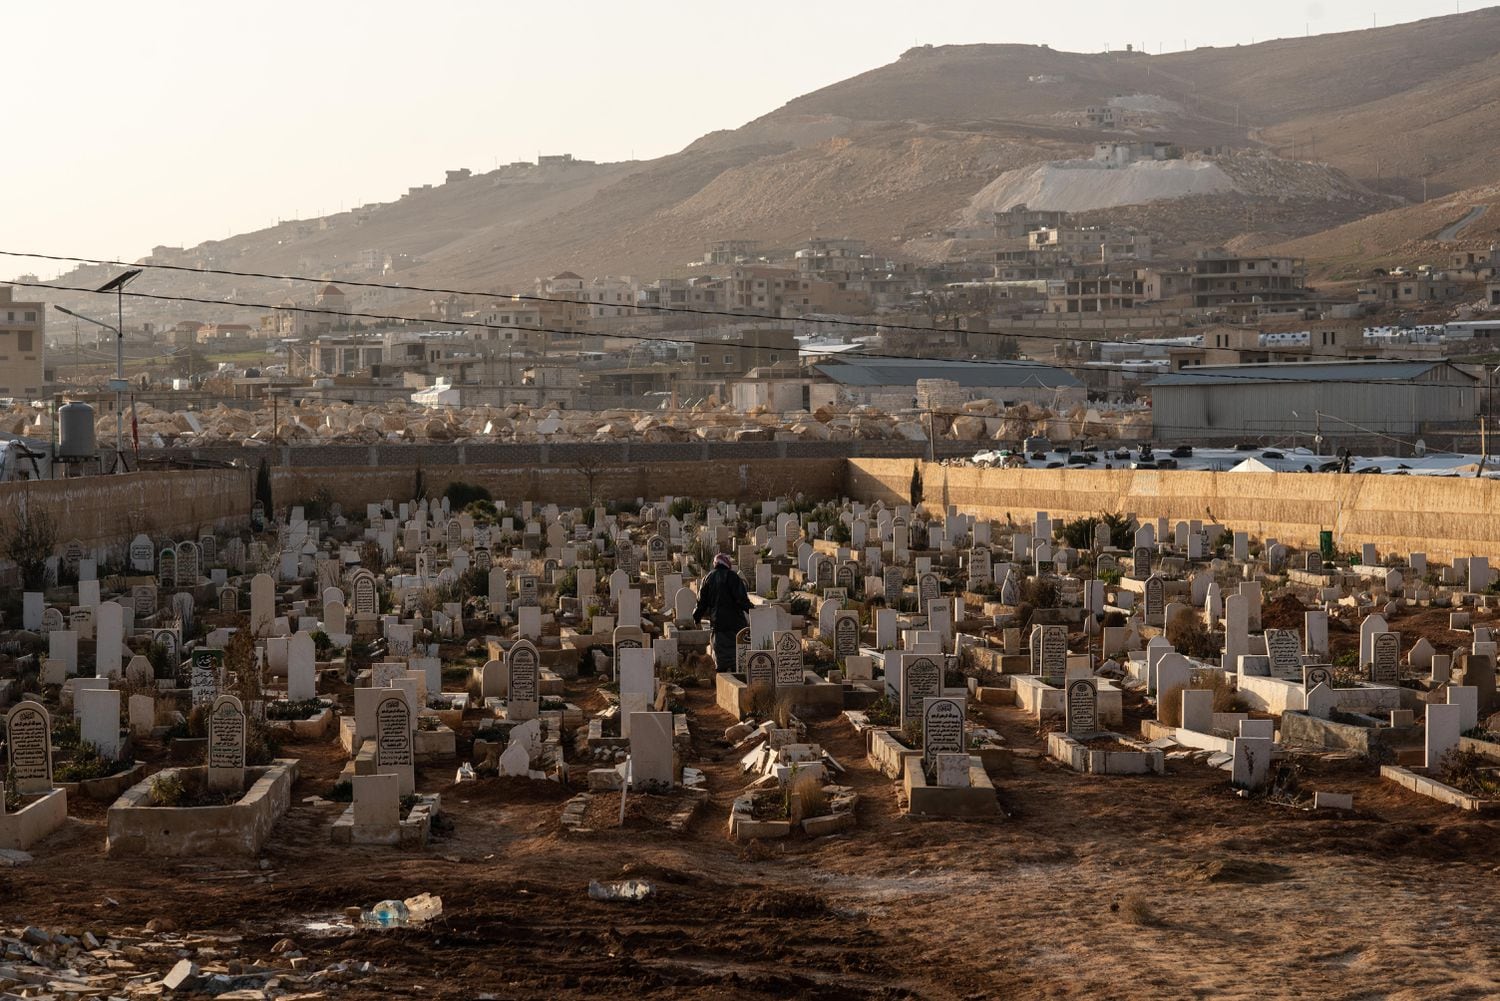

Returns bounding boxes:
[1268,184,1500,280]
[37,8,1500,311]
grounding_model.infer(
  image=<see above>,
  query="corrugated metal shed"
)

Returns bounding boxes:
[1146,360,1473,388]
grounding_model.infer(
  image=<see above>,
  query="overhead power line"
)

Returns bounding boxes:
[0,247,1215,349]
[3,274,1484,392]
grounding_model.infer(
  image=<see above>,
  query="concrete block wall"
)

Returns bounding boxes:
[846,459,1500,562]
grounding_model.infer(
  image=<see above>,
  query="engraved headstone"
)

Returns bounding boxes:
[921,696,966,776]
[773,630,803,687]
[5,701,52,794]
[1303,664,1333,691]
[207,694,247,792]
[1265,629,1303,680]
[129,534,154,573]
[1370,631,1400,685]
[746,649,776,689]
[1065,677,1098,735]
[833,611,860,661]
[190,648,224,706]
[900,654,943,725]
[507,639,540,721]
[374,692,415,795]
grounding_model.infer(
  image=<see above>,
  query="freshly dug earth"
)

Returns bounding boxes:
[8,679,1500,1000]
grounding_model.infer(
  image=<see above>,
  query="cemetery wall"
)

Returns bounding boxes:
[270,458,845,510]
[0,469,252,551]
[847,460,1500,560]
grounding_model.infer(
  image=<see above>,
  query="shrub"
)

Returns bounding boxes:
[325,779,354,802]
[254,458,274,522]
[149,772,186,807]
[3,503,55,591]
[245,718,281,766]
[444,481,492,509]
[1057,512,1133,551]
[864,694,898,727]
[1022,579,1058,609]
[1166,608,1220,660]
[465,499,499,524]
[265,699,324,721]
[53,743,130,782]
[1440,748,1500,798]
[1098,567,1123,586]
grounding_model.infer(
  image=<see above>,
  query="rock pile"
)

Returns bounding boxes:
[0,919,372,997]
[1,399,1152,448]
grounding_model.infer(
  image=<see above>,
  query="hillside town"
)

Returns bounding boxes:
[7,6,1500,1000]
[8,169,1500,470]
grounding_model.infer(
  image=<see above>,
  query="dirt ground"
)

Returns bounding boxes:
[9,676,1500,1001]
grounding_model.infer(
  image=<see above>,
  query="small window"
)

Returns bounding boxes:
[24,311,36,322]
[724,354,734,364]
[17,332,31,352]
[700,355,710,364]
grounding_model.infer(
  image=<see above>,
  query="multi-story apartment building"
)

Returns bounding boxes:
[0,286,45,401]
[1190,252,1310,312]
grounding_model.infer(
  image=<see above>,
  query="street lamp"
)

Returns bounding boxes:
[53,268,141,471]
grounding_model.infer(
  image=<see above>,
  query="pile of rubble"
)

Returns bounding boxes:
[0,919,372,998]
[0,399,1153,448]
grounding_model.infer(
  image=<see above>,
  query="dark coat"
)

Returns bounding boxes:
[693,565,751,634]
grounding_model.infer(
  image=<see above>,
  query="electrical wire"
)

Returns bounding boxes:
[3,275,1486,392]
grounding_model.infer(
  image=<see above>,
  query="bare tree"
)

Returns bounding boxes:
[4,498,56,590]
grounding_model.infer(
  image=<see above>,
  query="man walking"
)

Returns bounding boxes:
[694,552,752,672]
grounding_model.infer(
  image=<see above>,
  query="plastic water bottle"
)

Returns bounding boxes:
[368,900,409,927]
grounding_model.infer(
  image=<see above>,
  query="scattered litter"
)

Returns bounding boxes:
[588,879,655,902]
[363,893,443,928]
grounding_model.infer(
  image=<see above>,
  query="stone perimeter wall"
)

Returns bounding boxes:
[7,451,1500,566]
[847,459,1500,563]
[0,452,847,555]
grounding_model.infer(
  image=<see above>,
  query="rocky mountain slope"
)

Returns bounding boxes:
[33,8,1500,320]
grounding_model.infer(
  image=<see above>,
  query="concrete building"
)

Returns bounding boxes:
[1146,360,1478,444]
[814,357,1084,412]
[1190,251,1311,316]
[1048,275,1147,313]
[1169,319,1370,370]
[0,286,45,401]
[1359,274,1470,304]
[704,240,758,266]
[688,327,799,384]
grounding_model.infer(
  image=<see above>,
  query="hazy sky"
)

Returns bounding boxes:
[2,0,1477,276]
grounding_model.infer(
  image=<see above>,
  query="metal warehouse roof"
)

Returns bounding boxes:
[1144,359,1473,388]
[816,357,1082,389]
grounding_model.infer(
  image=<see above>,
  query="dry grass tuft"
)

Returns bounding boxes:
[773,691,796,729]
[1159,685,1186,728]
[791,770,829,820]
[1116,892,1161,927]
[748,682,775,719]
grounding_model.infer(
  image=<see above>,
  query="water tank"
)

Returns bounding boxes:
[57,401,97,459]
